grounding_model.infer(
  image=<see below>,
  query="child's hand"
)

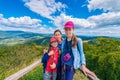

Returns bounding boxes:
[50,63,56,69]
[48,50,54,56]
[43,48,48,54]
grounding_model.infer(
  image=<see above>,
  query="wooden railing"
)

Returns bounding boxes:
[78,68,100,80]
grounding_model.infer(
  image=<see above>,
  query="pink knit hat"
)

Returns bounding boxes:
[64,21,74,29]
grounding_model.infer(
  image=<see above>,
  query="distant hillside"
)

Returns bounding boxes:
[0,31,52,38]
[0,30,120,46]
[0,31,52,46]
[26,37,51,46]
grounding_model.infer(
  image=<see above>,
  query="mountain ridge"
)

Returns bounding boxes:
[0,30,120,46]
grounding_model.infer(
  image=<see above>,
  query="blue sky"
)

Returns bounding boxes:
[0,0,120,36]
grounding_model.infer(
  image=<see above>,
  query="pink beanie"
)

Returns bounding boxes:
[64,21,74,29]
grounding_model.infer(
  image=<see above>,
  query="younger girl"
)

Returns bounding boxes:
[44,37,60,80]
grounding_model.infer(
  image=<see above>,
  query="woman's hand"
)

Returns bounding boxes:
[48,50,54,56]
[81,64,97,78]
[50,63,56,69]
[57,37,62,44]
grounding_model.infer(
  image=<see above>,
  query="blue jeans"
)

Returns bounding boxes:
[44,71,57,80]
[61,64,75,80]
[65,65,75,80]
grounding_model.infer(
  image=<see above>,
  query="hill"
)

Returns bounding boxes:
[1,30,120,46]
[0,31,52,46]
[0,31,120,80]
[22,37,120,80]
[84,38,120,80]
[0,43,46,80]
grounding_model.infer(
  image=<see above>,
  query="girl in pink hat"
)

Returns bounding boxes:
[61,21,97,80]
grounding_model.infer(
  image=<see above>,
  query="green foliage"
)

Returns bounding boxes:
[0,37,120,80]
[84,38,120,80]
[21,64,44,80]
[26,37,50,46]
[0,43,46,79]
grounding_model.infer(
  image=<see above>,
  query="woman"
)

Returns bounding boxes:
[61,21,97,80]
[53,30,63,80]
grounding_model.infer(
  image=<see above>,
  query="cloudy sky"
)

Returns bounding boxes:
[0,0,120,36]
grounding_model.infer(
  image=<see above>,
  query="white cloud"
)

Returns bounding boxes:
[1,0,120,36]
[87,12,120,28]
[81,0,120,36]
[53,0,120,36]
[0,13,56,34]
[0,14,3,18]
[37,27,56,34]
[52,12,120,36]
[53,13,93,28]
[87,0,120,12]
[1,11,120,36]
[53,12,120,29]
[74,27,120,36]
[0,14,41,28]
[24,0,66,19]
[0,23,56,34]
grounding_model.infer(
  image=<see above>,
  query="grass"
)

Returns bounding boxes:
[20,64,44,80]
[0,44,46,80]
[21,64,88,80]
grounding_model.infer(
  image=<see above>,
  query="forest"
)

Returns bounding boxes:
[0,38,120,80]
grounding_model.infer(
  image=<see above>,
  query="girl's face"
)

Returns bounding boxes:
[51,41,58,48]
[64,28,74,38]
[54,31,62,39]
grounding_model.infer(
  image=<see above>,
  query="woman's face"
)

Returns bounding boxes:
[54,31,62,39]
[64,28,74,37]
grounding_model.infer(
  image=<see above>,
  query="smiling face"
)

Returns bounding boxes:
[54,31,62,39]
[51,41,58,48]
[64,28,74,38]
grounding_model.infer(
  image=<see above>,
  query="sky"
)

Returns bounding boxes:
[0,0,120,36]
